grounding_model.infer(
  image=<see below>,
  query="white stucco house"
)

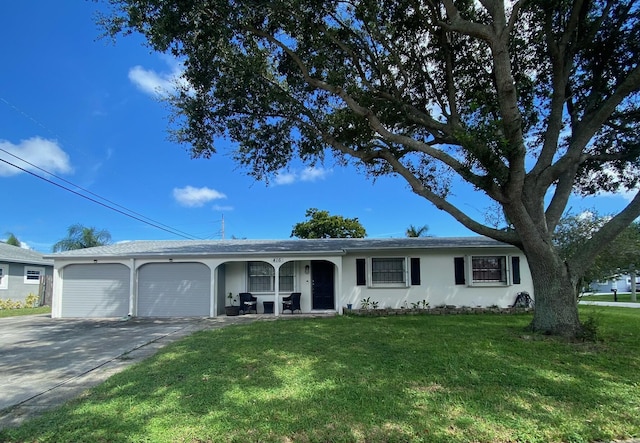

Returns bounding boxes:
[46,237,534,318]
[0,242,54,303]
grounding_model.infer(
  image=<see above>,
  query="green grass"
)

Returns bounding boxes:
[0,305,51,318]
[581,292,640,303]
[2,307,640,442]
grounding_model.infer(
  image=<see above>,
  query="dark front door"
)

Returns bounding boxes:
[311,260,335,309]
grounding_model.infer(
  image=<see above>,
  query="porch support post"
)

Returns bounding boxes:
[336,257,343,314]
[274,264,280,316]
[209,261,216,318]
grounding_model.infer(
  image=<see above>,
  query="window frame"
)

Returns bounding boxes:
[0,264,8,290]
[468,255,509,286]
[369,257,408,288]
[24,266,45,285]
[247,261,295,293]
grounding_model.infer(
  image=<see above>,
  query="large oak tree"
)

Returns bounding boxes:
[100,0,640,336]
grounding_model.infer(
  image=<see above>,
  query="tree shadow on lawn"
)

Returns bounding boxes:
[2,315,639,442]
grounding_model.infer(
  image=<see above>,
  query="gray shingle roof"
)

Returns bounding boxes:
[0,242,54,266]
[45,236,516,260]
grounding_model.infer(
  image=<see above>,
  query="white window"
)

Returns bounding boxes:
[0,264,8,290]
[371,257,406,286]
[247,261,294,292]
[24,266,45,285]
[471,256,507,285]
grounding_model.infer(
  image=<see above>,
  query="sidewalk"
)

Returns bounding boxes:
[579,300,640,308]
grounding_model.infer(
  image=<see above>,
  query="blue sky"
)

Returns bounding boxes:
[1,1,634,253]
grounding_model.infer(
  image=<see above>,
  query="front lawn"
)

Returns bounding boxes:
[581,292,640,303]
[0,305,51,318]
[2,307,639,442]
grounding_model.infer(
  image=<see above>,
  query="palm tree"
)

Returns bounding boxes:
[52,224,112,252]
[406,224,430,238]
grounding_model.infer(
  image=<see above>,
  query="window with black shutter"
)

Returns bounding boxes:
[454,257,465,285]
[410,257,421,285]
[511,256,521,284]
[356,258,366,285]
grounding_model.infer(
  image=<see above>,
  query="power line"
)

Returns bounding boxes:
[0,157,200,240]
[0,147,200,240]
[1,95,205,240]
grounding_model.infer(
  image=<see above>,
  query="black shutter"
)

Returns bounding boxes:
[356,258,366,286]
[454,257,465,285]
[512,256,521,284]
[410,258,421,285]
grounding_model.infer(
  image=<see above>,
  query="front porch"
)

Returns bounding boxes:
[215,258,342,317]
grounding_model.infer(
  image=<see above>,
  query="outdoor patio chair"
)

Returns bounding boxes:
[282,292,301,314]
[239,292,257,314]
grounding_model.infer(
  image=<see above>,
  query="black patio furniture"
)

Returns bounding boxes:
[239,292,257,314]
[282,292,301,314]
[263,300,274,314]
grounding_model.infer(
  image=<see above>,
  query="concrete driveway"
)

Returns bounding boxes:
[0,314,254,429]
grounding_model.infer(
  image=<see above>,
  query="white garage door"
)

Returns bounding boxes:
[62,264,130,318]
[137,263,210,317]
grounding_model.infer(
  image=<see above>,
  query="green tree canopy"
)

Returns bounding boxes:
[554,213,640,292]
[101,0,640,337]
[52,224,112,252]
[4,232,21,247]
[291,208,366,239]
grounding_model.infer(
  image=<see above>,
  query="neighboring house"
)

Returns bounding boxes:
[589,274,640,293]
[0,242,54,303]
[46,237,534,318]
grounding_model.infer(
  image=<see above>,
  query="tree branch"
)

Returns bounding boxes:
[568,189,640,276]
[248,25,507,195]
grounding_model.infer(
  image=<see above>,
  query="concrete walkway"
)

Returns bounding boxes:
[579,300,640,308]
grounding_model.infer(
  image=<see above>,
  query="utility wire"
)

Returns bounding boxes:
[0,157,199,240]
[0,147,200,240]
[1,95,206,240]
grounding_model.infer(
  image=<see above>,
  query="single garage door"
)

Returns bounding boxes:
[137,262,210,317]
[61,264,130,318]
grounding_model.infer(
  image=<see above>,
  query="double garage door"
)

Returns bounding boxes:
[61,263,210,318]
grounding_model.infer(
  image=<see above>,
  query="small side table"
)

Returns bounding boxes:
[263,301,274,314]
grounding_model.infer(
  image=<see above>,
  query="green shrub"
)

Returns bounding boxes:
[579,314,600,341]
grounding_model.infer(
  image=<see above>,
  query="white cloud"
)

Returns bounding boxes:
[274,167,331,185]
[128,65,177,97]
[173,186,227,207]
[300,167,331,182]
[0,137,72,177]
[274,172,297,185]
[128,56,189,98]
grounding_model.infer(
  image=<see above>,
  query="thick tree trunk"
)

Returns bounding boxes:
[524,242,582,337]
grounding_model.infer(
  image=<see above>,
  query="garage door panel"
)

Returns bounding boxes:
[138,263,210,317]
[62,264,130,318]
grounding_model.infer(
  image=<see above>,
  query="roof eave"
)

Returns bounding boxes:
[47,249,348,261]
